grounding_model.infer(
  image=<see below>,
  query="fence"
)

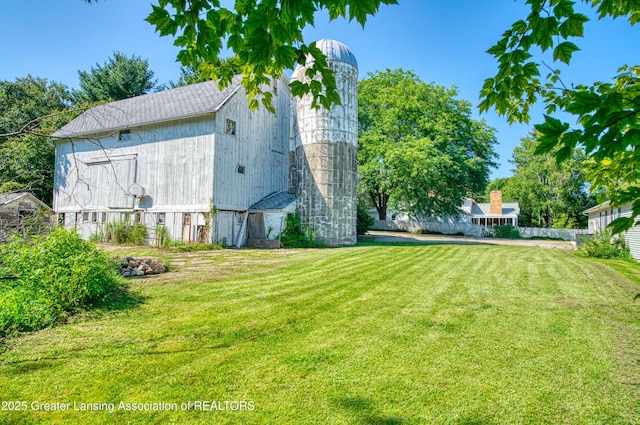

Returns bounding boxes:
[517,227,591,241]
[371,218,590,241]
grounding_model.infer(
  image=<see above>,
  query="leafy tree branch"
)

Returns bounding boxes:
[144,0,397,111]
[480,0,639,232]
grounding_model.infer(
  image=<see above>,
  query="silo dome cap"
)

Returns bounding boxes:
[292,39,358,80]
[314,39,358,70]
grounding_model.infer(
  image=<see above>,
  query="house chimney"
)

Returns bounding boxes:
[490,190,503,215]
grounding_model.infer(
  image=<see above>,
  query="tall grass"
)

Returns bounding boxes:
[105,218,147,245]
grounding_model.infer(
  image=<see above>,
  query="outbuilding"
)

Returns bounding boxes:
[0,192,52,240]
[583,201,639,260]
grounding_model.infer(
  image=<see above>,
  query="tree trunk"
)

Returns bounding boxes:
[371,191,389,221]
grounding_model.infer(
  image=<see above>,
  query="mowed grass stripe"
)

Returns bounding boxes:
[0,244,637,425]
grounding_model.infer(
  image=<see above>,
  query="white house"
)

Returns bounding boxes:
[461,191,520,228]
[371,190,520,237]
[52,39,359,247]
[583,201,639,260]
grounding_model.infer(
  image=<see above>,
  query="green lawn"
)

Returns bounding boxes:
[0,243,638,424]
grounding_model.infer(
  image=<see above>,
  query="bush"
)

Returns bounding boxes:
[155,225,169,248]
[129,223,147,245]
[105,218,130,244]
[489,224,521,239]
[280,210,324,248]
[105,218,147,245]
[0,228,123,336]
[357,203,375,235]
[579,229,633,260]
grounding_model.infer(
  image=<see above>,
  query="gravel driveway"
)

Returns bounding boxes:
[366,230,576,250]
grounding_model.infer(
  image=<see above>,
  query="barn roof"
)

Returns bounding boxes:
[0,193,24,207]
[249,191,296,212]
[0,192,52,210]
[52,75,243,139]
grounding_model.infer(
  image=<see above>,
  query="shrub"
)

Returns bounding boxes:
[129,223,147,245]
[155,225,169,248]
[280,211,306,247]
[106,218,131,244]
[489,224,521,239]
[105,218,147,245]
[579,229,633,260]
[88,230,104,243]
[0,228,123,336]
[357,203,375,235]
[280,210,324,248]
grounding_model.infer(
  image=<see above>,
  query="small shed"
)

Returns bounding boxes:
[583,201,639,260]
[246,191,296,248]
[0,193,52,239]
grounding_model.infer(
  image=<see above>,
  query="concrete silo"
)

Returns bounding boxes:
[291,39,359,246]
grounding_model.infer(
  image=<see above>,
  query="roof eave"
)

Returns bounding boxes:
[51,110,218,141]
[52,83,242,141]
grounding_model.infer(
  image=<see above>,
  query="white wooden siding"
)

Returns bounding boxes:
[212,78,290,209]
[585,203,639,261]
[621,204,640,261]
[53,77,292,246]
[54,116,215,214]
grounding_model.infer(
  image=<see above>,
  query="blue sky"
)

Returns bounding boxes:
[1,0,637,178]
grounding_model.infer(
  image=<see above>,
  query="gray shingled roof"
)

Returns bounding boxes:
[0,193,24,207]
[0,192,52,210]
[463,200,520,217]
[52,75,243,138]
[249,191,296,211]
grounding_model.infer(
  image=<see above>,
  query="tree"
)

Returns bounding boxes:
[359,69,498,220]
[73,52,157,102]
[145,0,397,111]
[82,0,637,231]
[168,57,243,88]
[0,76,76,204]
[479,0,638,232]
[498,133,594,228]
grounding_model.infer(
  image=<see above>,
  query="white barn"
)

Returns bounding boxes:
[583,201,640,260]
[52,39,359,247]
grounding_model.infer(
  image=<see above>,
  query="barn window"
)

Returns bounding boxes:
[83,211,90,222]
[272,80,278,96]
[57,213,65,225]
[91,212,98,223]
[100,212,107,223]
[225,119,236,135]
[118,129,131,141]
[157,212,166,225]
[183,214,191,226]
[237,165,246,174]
[135,212,142,223]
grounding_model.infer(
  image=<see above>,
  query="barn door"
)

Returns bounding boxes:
[182,213,191,242]
[248,213,265,240]
[107,158,136,209]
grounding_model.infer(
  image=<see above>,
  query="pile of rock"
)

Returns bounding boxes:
[119,257,166,277]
